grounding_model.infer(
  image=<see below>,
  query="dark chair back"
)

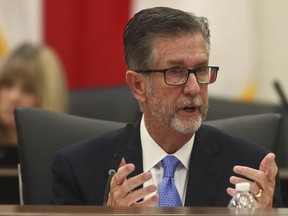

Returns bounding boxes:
[15,107,125,204]
[204,113,282,152]
[275,115,288,167]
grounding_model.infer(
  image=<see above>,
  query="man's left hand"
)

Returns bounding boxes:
[227,153,277,207]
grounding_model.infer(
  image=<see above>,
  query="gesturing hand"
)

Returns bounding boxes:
[106,158,159,206]
[227,153,277,207]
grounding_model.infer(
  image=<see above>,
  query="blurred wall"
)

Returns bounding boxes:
[0,0,42,48]
[255,0,288,104]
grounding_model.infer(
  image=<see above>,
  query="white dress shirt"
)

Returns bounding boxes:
[140,117,195,206]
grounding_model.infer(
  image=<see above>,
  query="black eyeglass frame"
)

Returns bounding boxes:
[135,66,219,86]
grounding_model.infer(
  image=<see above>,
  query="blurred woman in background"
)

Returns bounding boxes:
[0,42,68,203]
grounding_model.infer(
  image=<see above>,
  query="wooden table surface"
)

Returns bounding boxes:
[0,205,288,216]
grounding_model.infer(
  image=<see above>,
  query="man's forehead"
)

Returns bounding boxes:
[153,35,208,66]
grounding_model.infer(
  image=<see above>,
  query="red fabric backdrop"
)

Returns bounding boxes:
[43,0,130,89]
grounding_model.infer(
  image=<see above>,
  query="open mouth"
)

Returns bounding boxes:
[183,106,196,113]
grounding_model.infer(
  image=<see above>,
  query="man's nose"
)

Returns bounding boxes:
[183,73,201,95]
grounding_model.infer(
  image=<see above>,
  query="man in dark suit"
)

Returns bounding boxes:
[50,7,282,207]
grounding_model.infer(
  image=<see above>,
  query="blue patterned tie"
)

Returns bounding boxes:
[159,155,182,206]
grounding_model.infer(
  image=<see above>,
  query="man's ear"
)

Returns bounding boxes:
[126,70,147,103]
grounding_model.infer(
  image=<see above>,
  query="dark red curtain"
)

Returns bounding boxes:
[43,0,130,89]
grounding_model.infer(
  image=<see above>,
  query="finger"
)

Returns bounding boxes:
[112,163,135,187]
[233,165,266,185]
[120,172,153,196]
[251,182,263,196]
[229,176,250,185]
[226,187,236,197]
[118,158,126,168]
[125,184,157,206]
[259,153,278,181]
[135,194,159,206]
[251,182,263,197]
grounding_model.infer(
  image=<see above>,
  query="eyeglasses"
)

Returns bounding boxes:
[135,66,219,86]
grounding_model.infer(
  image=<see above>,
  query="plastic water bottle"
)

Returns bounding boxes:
[228,182,258,213]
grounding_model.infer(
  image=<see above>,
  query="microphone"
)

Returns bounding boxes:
[103,123,134,205]
[273,80,288,114]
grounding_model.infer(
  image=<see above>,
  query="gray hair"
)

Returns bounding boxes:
[124,7,211,70]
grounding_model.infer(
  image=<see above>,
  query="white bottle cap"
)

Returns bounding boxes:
[235,182,250,192]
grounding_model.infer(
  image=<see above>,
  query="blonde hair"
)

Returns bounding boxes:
[0,42,68,112]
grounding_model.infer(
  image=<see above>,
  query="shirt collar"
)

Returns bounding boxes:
[140,116,194,172]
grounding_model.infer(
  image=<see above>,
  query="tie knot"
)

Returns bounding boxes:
[162,155,180,177]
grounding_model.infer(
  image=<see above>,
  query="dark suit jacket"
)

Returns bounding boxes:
[50,120,282,207]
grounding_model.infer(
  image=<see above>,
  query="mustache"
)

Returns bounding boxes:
[176,96,203,108]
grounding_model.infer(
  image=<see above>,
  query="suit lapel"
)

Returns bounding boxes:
[184,125,227,206]
[123,120,144,178]
[120,121,228,206]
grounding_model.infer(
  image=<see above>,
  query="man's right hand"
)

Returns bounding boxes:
[106,159,159,206]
